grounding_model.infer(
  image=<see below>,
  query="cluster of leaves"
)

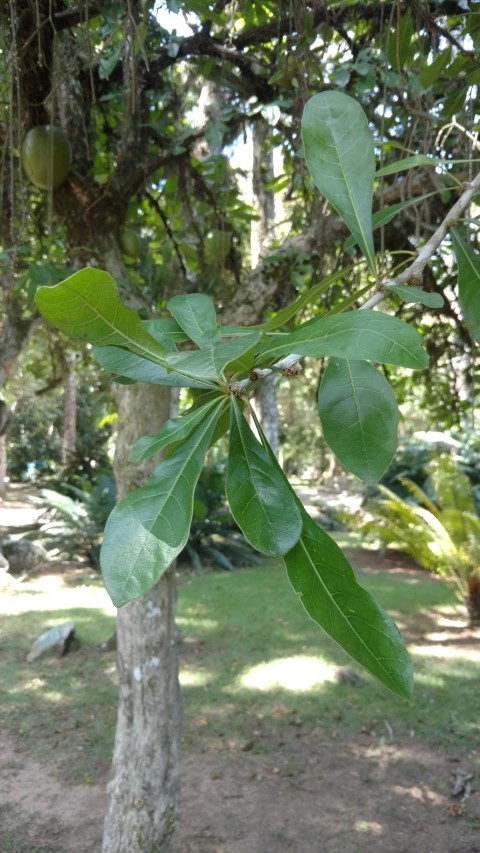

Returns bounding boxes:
[34,89,480,698]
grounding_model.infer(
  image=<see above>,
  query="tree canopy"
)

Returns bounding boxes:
[1,0,479,423]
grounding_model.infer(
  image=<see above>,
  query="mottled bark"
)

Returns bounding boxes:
[466,578,480,628]
[102,383,181,853]
[0,433,7,498]
[251,120,280,457]
[61,361,77,466]
[253,373,279,457]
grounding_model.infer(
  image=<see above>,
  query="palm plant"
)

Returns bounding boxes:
[354,455,480,626]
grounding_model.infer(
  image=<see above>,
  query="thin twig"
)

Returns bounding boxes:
[229,170,480,396]
[361,169,480,311]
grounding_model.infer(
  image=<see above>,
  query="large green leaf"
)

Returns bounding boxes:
[302,91,376,274]
[284,509,413,698]
[101,402,223,607]
[167,293,221,348]
[256,310,428,369]
[452,231,480,342]
[129,397,226,461]
[226,398,302,555]
[165,332,261,379]
[35,268,167,363]
[318,358,399,484]
[249,410,413,698]
[92,345,217,389]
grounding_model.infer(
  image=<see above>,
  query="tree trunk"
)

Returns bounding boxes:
[61,358,77,466]
[253,373,280,457]
[102,383,181,853]
[251,119,280,458]
[0,433,7,498]
[466,577,480,628]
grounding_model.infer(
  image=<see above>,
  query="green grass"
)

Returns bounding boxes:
[0,572,117,781]
[178,559,480,752]
[1,555,479,781]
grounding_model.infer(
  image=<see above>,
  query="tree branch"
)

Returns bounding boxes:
[362,170,480,310]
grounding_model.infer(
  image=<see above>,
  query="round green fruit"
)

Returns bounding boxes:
[121,229,142,259]
[21,125,72,190]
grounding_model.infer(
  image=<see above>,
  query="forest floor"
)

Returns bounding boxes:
[1,484,480,853]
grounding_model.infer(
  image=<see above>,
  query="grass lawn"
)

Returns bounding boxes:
[1,554,479,784]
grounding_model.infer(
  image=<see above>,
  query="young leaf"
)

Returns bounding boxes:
[301,91,376,275]
[101,402,223,607]
[388,284,444,309]
[452,231,480,342]
[35,268,168,363]
[92,345,217,389]
[318,358,399,484]
[143,318,187,348]
[165,332,261,379]
[167,293,221,348]
[256,310,428,369]
[226,398,302,555]
[284,509,414,699]
[129,397,226,461]
[344,192,439,254]
[375,154,436,178]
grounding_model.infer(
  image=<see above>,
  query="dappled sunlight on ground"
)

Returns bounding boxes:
[238,654,338,692]
[412,643,480,662]
[1,571,116,617]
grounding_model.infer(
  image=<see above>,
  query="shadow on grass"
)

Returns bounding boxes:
[176,559,480,753]
[1,556,479,785]
[0,604,117,781]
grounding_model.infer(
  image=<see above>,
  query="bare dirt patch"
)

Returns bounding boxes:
[2,723,479,852]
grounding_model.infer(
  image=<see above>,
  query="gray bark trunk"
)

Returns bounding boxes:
[102,373,181,853]
[0,433,7,498]
[253,373,279,458]
[61,361,77,466]
[251,120,280,458]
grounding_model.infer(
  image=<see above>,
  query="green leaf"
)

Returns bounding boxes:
[35,268,168,364]
[226,398,302,555]
[284,509,413,698]
[101,402,223,607]
[318,358,399,483]
[344,192,439,254]
[165,332,261,379]
[143,317,189,347]
[387,8,414,69]
[375,155,436,178]
[388,284,444,309]
[249,412,412,698]
[452,231,480,343]
[92,345,217,389]
[419,47,452,88]
[129,398,226,461]
[256,310,428,369]
[301,91,376,274]
[167,293,221,348]
[255,266,358,331]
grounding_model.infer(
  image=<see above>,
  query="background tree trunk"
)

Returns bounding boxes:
[102,383,181,853]
[61,356,77,466]
[251,118,280,456]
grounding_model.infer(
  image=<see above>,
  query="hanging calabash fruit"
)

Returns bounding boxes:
[21,125,72,190]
